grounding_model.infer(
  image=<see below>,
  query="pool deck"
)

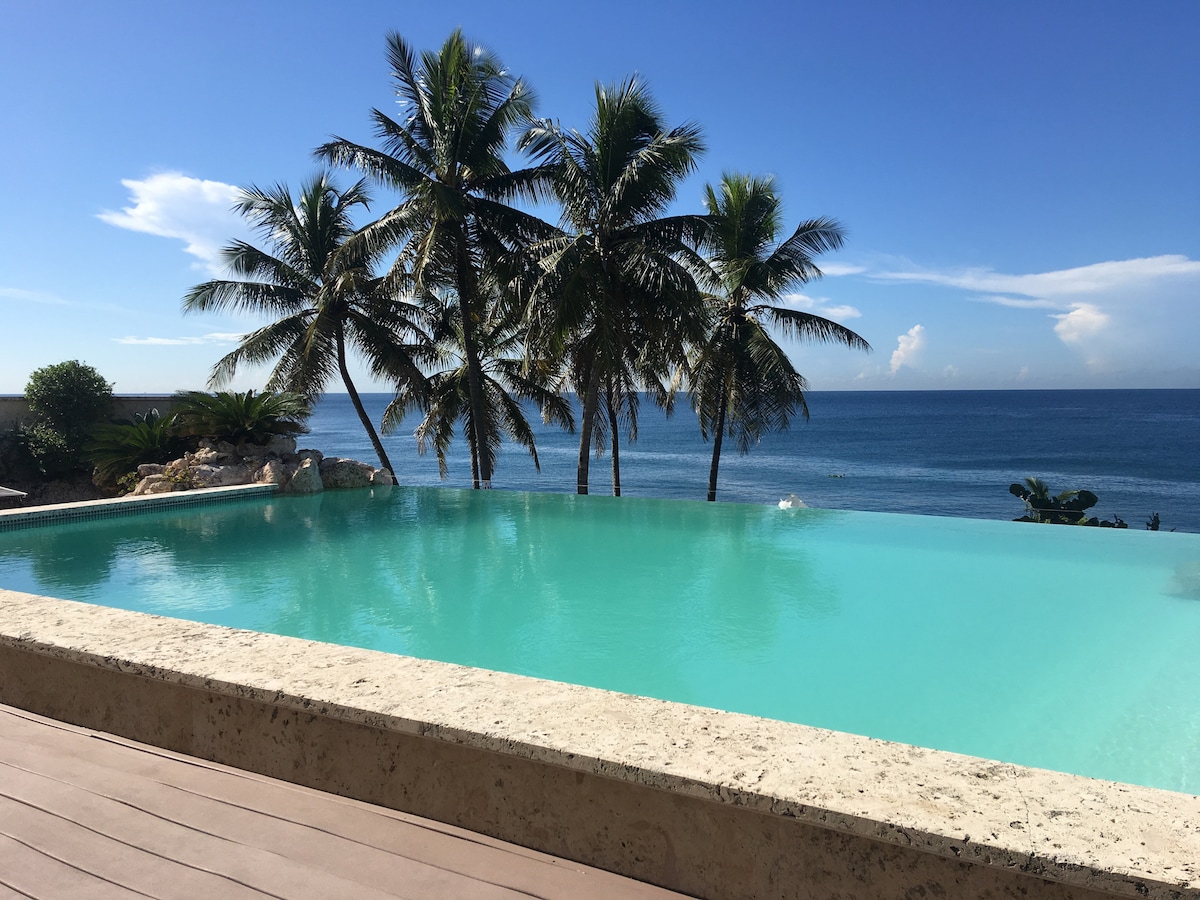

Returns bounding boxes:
[0,702,683,899]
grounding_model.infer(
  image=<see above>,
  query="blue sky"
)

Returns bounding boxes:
[2,0,1197,394]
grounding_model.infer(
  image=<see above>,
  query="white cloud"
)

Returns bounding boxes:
[778,292,862,321]
[1051,303,1109,345]
[890,324,925,374]
[871,254,1200,373]
[875,255,1200,300]
[818,262,867,277]
[98,173,245,274]
[115,332,242,346]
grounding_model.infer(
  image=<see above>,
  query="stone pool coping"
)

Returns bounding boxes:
[0,589,1197,899]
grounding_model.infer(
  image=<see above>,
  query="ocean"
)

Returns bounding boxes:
[305,389,1200,534]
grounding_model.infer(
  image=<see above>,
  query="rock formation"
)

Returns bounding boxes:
[129,437,393,496]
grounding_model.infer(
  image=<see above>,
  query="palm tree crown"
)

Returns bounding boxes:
[318,29,553,488]
[687,173,870,501]
[182,173,426,476]
[521,77,707,495]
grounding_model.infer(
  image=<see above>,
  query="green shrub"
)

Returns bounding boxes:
[0,426,37,483]
[172,390,310,445]
[23,422,82,479]
[88,410,188,486]
[21,360,114,479]
[25,360,113,432]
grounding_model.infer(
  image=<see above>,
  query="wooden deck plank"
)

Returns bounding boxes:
[0,704,689,899]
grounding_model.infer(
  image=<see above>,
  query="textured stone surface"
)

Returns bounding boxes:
[256,459,287,485]
[289,457,323,493]
[131,474,185,495]
[319,457,375,489]
[371,468,394,486]
[189,463,253,488]
[0,590,1196,899]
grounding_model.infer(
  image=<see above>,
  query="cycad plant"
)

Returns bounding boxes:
[319,29,553,488]
[521,77,707,495]
[183,173,427,476]
[686,174,870,501]
[171,390,310,446]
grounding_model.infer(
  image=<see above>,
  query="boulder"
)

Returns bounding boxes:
[197,439,238,461]
[190,464,253,488]
[371,468,395,486]
[289,457,323,493]
[191,447,221,465]
[256,459,288,485]
[298,449,323,464]
[319,457,375,489]
[132,474,185,496]
[238,435,297,459]
[136,463,166,478]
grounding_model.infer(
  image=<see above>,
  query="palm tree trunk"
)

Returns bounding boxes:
[706,389,728,502]
[606,378,621,497]
[575,358,603,495]
[337,326,395,478]
[454,229,492,489]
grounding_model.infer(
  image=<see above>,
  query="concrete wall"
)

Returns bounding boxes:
[1,582,1194,899]
[0,395,177,430]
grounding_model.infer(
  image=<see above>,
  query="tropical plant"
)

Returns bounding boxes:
[382,292,574,483]
[172,390,310,446]
[521,77,708,495]
[182,173,426,475]
[685,174,870,501]
[87,410,187,486]
[318,29,553,488]
[1009,477,1127,527]
[22,360,113,478]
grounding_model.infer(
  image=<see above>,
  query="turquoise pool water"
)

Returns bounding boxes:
[3,488,1200,793]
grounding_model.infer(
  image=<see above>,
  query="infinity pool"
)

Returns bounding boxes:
[3,487,1199,793]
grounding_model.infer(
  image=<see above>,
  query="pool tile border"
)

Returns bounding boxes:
[0,483,278,531]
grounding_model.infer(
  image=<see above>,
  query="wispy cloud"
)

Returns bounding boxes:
[98,173,245,274]
[778,292,862,322]
[870,254,1200,371]
[114,332,242,346]
[874,255,1200,300]
[890,324,926,374]
[0,287,68,305]
[818,262,867,277]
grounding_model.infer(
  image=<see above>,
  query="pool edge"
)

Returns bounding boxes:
[0,589,1195,899]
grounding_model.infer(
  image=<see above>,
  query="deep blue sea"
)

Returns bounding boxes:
[306,390,1200,534]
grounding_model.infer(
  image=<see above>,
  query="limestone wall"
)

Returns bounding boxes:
[0,395,178,430]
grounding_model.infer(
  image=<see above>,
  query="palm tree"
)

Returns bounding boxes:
[382,291,574,484]
[182,173,427,476]
[317,30,553,488]
[521,77,707,495]
[687,174,870,501]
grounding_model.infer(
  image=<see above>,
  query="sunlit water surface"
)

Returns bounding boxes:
[3,488,1199,793]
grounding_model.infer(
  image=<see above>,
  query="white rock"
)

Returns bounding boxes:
[289,457,323,493]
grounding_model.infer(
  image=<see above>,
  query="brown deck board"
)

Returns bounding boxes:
[0,704,689,899]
